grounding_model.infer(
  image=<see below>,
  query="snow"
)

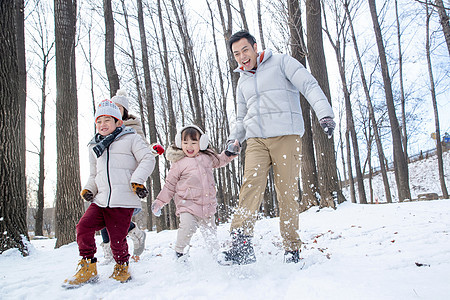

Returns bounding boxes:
[0,199,449,299]
[1,153,450,299]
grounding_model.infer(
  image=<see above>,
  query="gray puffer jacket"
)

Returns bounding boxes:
[84,126,155,209]
[228,49,334,143]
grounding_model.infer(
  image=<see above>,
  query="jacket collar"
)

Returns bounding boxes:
[88,125,135,145]
[234,49,273,74]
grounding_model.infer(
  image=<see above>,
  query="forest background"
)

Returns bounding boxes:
[1,0,449,254]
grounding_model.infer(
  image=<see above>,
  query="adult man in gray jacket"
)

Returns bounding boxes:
[221,30,336,265]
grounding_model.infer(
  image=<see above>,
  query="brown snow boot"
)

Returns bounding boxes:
[110,262,132,283]
[62,258,98,288]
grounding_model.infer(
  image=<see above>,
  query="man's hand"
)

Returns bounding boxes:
[225,139,241,157]
[131,183,149,198]
[319,117,336,138]
[80,189,94,202]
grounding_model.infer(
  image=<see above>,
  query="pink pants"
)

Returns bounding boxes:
[76,203,134,264]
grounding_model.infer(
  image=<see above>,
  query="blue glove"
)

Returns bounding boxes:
[319,117,336,138]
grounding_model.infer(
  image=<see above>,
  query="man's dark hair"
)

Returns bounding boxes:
[228,30,257,53]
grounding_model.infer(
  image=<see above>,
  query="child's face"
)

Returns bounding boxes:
[96,116,120,136]
[181,133,200,158]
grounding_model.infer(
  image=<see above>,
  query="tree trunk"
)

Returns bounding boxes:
[322,6,367,204]
[344,1,392,203]
[395,0,408,162]
[306,0,343,207]
[216,0,239,109]
[368,0,411,202]
[156,0,177,231]
[137,0,162,231]
[425,1,449,199]
[237,0,249,31]
[169,0,203,127]
[257,0,266,50]
[104,0,119,97]
[346,130,356,203]
[435,0,450,56]
[54,0,84,248]
[0,0,29,255]
[288,0,320,210]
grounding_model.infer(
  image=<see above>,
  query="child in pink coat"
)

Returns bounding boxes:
[152,125,240,259]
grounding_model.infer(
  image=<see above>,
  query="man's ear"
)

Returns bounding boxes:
[116,119,124,126]
[253,42,258,52]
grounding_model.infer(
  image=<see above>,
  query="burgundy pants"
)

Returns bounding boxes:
[76,203,134,264]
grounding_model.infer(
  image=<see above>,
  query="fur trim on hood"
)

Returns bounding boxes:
[165,146,186,163]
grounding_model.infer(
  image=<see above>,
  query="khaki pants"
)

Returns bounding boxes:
[230,135,302,251]
[176,212,219,256]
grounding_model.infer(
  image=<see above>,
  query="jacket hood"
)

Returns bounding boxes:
[234,49,273,74]
[166,146,186,163]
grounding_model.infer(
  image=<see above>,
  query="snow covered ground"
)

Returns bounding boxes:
[1,152,449,299]
[1,199,450,299]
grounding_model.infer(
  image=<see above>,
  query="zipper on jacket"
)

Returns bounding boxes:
[106,147,112,207]
[254,71,264,138]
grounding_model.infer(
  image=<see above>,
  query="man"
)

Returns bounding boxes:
[221,30,336,265]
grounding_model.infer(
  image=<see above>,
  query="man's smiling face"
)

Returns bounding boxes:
[232,37,258,70]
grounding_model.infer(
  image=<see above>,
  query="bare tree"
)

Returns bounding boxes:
[344,0,392,203]
[306,0,344,207]
[237,0,249,31]
[368,0,411,202]
[169,0,203,127]
[257,0,266,49]
[434,0,450,55]
[137,0,162,231]
[395,0,408,162]
[54,0,84,248]
[323,0,367,204]
[424,0,448,199]
[287,0,320,210]
[0,0,29,255]
[28,1,55,236]
[104,0,119,97]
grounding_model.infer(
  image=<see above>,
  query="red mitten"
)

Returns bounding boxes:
[151,143,165,156]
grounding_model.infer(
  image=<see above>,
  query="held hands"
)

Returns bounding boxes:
[319,117,336,139]
[131,183,149,198]
[80,189,94,202]
[151,143,165,156]
[225,139,241,157]
[151,201,163,217]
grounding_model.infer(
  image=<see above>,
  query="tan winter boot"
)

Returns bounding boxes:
[110,262,131,283]
[62,258,98,288]
[100,242,114,265]
[128,227,146,261]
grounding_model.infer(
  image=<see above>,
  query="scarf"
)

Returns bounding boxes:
[92,126,123,158]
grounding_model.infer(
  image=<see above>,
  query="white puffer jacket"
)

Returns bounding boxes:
[84,127,155,209]
[228,49,335,143]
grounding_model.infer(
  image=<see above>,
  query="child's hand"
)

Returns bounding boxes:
[225,139,241,157]
[151,201,163,217]
[80,189,94,202]
[151,143,165,156]
[131,183,149,198]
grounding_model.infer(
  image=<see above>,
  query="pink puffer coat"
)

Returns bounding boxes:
[154,147,234,218]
